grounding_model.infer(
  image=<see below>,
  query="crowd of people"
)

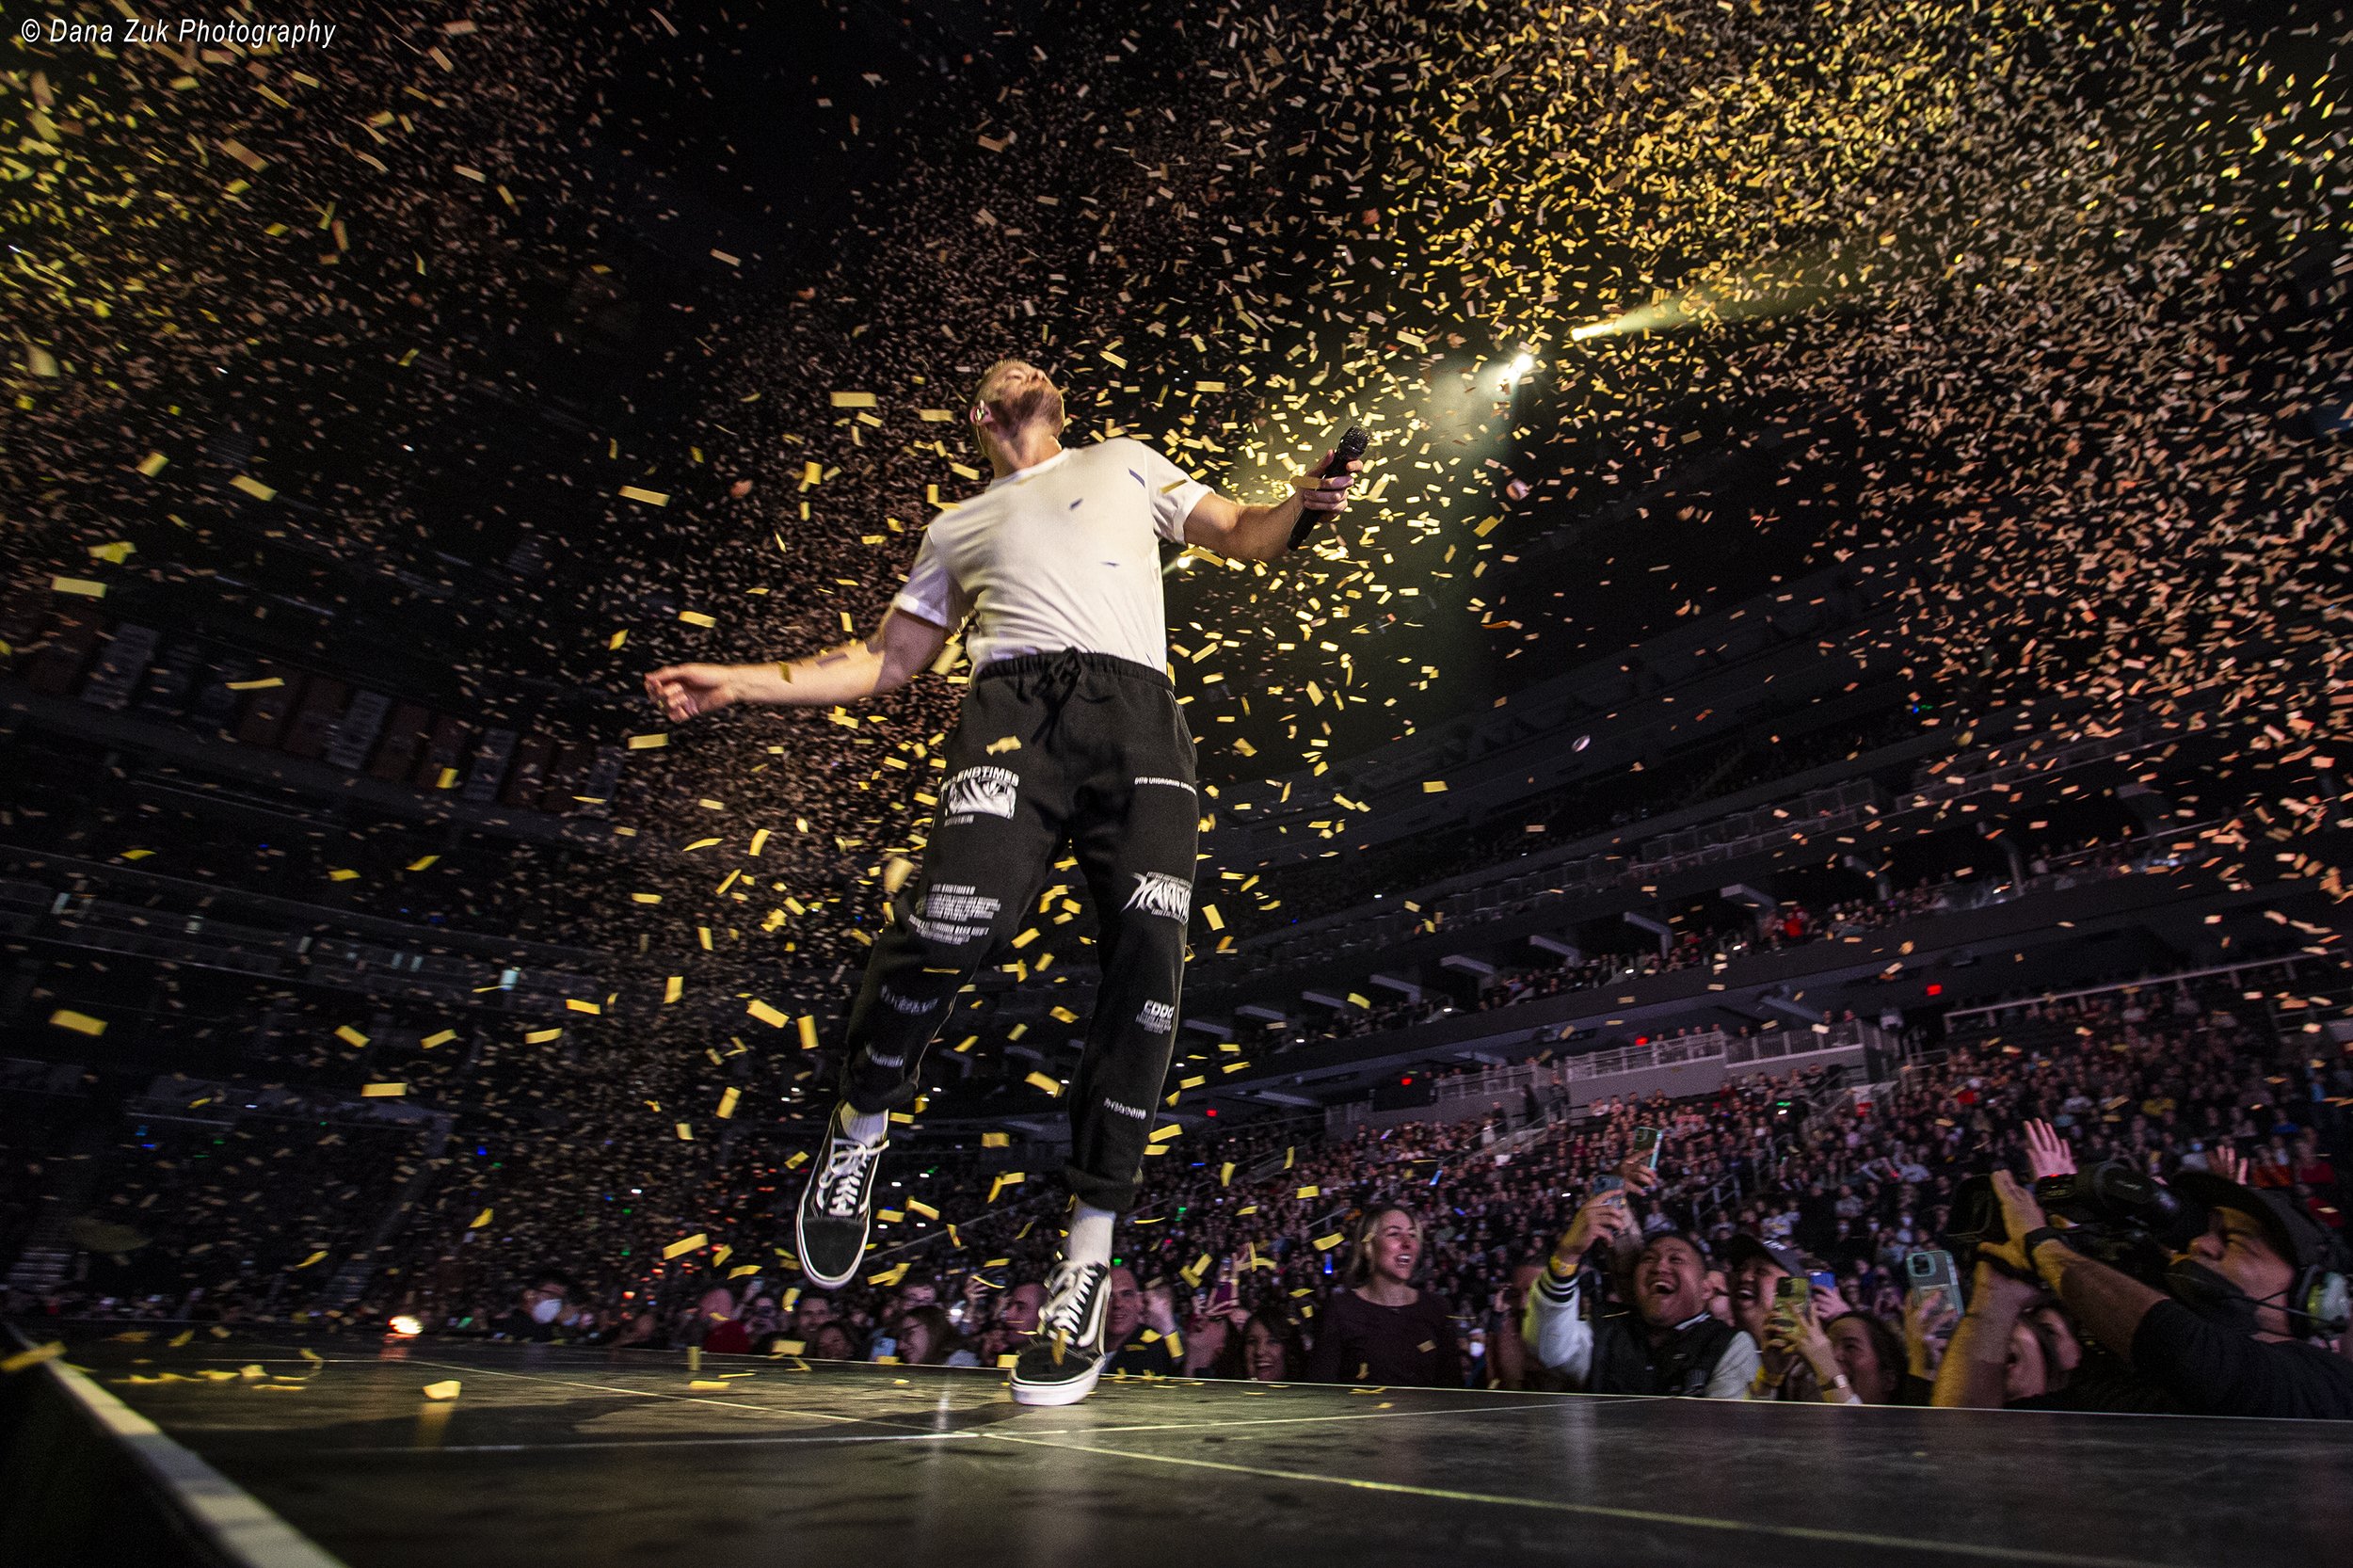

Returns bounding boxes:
[35,976,2344,1420]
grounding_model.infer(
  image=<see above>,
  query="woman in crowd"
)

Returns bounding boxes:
[896,1304,980,1367]
[1825,1311,1912,1404]
[1305,1206,1464,1387]
[1242,1307,1306,1383]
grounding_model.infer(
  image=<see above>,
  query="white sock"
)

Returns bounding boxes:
[1066,1202,1116,1269]
[840,1104,888,1144]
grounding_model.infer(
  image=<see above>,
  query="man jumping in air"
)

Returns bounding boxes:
[647,358,1360,1404]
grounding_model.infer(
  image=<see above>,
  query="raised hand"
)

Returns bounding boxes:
[1556,1188,1634,1262]
[1904,1288,1960,1380]
[1615,1155,1664,1194]
[2023,1119,2076,1180]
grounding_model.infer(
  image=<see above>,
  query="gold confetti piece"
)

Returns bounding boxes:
[1202,904,1225,932]
[1194,380,1227,392]
[608,630,629,650]
[327,869,360,883]
[294,1251,328,1270]
[676,1122,695,1142]
[407,855,439,872]
[422,1381,461,1401]
[565,999,601,1016]
[918,409,955,423]
[710,250,741,267]
[906,1199,938,1220]
[984,735,1021,754]
[1422,780,1449,793]
[981,1131,1011,1148]
[1219,1161,1234,1186]
[626,733,669,750]
[664,977,684,1004]
[524,1028,563,1045]
[1,1342,64,1374]
[747,1000,789,1028]
[1023,1071,1063,1096]
[88,541,135,565]
[228,676,285,692]
[717,1087,740,1119]
[230,474,277,502]
[422,1029,456,1048]
[748,828,771,856]
[867,1262,909,1287]
[678,610,716,627]
[471,1208,493,1229]
[986,1172,1026,1203]
[829,392,877,408]
[168,1331,194,1349]
[52,578,107,599]
[664,1234,709,1260]
[1148,1124,1182,1144]
[360,1083,407,1097]
[882,856,915,894]
[687,1380,730,1390]
[136,452,168,477]
[796,1016,818,1050]
[1314,1235,1343,1252]
[618,486,670,506]
[49,1010,105,1037]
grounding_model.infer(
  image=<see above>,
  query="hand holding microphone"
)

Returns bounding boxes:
[1288,424,1369,550]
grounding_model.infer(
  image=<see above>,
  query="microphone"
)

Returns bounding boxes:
[1286,425,1369,552]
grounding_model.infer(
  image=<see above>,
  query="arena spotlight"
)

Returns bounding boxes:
[390,1314,424,1337]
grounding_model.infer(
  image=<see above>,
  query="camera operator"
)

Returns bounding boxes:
[1961,1167,2353,1419]
[1524,1161,1759,1398]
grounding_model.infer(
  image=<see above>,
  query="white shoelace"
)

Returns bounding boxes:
[815,1131,883,1219]
[1041,1260,1106,1343]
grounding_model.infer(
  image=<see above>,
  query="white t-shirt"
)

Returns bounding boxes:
[890,439,1210,672]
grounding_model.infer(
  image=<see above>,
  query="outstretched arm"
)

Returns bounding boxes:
[646,607,949,720]
[1181,447,1362,561]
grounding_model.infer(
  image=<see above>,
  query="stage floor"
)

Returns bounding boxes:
[29,1330,2353,1567]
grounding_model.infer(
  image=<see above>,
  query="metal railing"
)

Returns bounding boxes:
[1326,1020,1888,1134]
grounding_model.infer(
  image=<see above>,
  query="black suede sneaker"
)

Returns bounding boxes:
[794,1105,887,1289]
[1009,1257,1112,1407]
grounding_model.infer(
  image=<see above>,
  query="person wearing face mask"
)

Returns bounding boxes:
[1948,1168,2353,1418]
[497,1272,575,1342]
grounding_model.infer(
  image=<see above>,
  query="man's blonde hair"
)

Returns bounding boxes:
[972,358,1065,434]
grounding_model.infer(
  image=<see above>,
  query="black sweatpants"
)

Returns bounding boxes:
[838,649,1198,1214]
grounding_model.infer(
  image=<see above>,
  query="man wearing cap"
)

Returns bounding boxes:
[1724,1233,1839,1401]
[1969,1165,2353,1418]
